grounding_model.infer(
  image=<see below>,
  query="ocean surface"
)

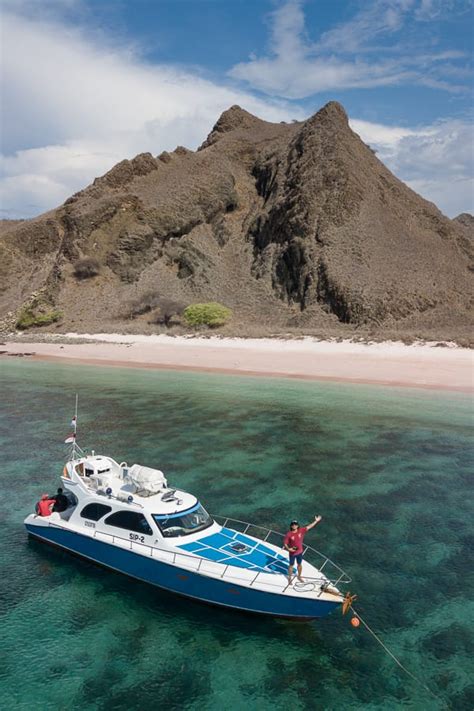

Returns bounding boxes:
[0,359,472,711]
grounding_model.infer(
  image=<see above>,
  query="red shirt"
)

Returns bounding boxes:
[283,526,307,555]
[37,499,55,516]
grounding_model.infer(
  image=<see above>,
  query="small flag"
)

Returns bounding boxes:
[64,434,76,444]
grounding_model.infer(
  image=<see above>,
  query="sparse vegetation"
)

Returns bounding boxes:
[149,299,185,326]
[127,291,161,319]
[16,308,63,330]
[183,302,232,328]
[73,257,100,279]
[127,293,185,326]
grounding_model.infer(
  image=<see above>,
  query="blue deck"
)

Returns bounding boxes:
[178,527,289,575]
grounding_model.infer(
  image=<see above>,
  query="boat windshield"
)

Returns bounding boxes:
[153,504,213,538]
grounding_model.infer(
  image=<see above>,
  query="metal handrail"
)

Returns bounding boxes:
[211,514,352,587]
[42,520,292,593]
[42,516,349,594]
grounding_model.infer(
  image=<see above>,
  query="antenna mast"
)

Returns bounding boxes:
[64,394,83,462]
[72,393,78,460]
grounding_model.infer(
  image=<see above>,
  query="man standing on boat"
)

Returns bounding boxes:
[283,516,322,584]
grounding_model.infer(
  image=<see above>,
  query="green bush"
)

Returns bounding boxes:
[183,302,232,328]
[16,308,63,330]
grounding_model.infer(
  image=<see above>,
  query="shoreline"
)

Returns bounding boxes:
[2,334,473,393]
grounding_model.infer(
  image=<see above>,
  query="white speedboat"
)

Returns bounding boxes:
[25,428,351,619]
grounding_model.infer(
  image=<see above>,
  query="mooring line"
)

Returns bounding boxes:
[350,606,450,709]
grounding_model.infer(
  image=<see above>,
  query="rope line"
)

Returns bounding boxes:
[350,606,449,708]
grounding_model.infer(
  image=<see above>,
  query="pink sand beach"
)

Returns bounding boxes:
[3,334,473,393]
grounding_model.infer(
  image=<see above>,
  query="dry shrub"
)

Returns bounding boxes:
[73,257,100,279]
[127,291,160,319]
[149,299,185,326]
[127,293,184,325]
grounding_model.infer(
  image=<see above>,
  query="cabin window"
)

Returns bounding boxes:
[153,504,213,538]
[80,503,112,521]
[105,511,153,536]
[65,492,78,508]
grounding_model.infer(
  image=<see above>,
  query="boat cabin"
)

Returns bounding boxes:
[56,454,215,546]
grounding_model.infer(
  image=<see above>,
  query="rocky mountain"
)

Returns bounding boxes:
[454,213,474,238]
[0,101,472,340]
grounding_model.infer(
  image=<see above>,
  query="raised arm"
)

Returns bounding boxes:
[305,515,322,531]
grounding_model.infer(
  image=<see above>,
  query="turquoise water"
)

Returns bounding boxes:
[0,360,472,710]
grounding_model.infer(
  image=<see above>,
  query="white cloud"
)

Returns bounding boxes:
[0,4,472,220]
[350,118,474,217]
[350,119,419,149]
[414,0,472,20]
[0,10,304,218]
[407,176,473,217]
[315,0,409,54]
[229,0,469,98]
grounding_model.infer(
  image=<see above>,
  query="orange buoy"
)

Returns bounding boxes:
[351,617,360,627]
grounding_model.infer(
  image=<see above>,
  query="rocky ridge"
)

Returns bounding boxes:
[0,101,472,340]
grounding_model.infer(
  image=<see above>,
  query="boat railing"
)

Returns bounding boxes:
[43,519,350,595]
[211,514,352,588]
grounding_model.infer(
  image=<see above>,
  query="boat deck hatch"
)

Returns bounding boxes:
[229,542,249,553]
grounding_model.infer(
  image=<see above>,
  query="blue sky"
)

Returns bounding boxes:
[1,0,473,217]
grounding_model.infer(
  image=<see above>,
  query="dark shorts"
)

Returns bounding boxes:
[289,552,303,565]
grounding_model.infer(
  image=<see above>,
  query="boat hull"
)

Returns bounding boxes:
[26,523,340,620]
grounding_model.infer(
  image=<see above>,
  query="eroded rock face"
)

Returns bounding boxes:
[0,101,472,335]
[454,213,474,237]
